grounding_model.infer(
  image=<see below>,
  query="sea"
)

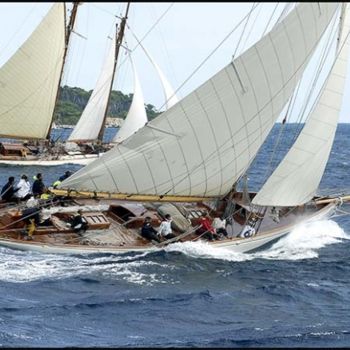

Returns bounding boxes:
[0,124,349,348]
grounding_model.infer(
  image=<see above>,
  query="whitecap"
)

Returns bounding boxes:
[253,219,348,261]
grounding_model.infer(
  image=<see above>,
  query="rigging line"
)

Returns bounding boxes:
[291,8,340,140]
[156,3,260,112]
[274,3,295,29]
[116,3,175,72]
[150,5,182,100]
[261,3,281,38]
[240,4,263,56]
[291,11,340,143]
[262,96,294,182]
[259,72,303,182]
[233,2,257,59]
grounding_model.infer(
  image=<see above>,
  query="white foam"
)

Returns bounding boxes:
[0,250,168,284]
[254,219,349,260]
[164,241,253,262]
[165,220,349,262]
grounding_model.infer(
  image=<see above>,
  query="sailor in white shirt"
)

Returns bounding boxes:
[15,174,32,200]
[158,214,176,240]
[212,216,228,237]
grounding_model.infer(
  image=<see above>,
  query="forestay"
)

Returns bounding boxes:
[112,55,148,143]
[0,4,66,140]
[68,36,117,142]
[252,4,350,207]
[61,3,339,198]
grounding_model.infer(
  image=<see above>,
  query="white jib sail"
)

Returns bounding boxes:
[252,5,350,207]
[0,4,66,140]
[112,55,148,143]
[61,3,339,198]
[68,36,117,142]
[141,45,179,110]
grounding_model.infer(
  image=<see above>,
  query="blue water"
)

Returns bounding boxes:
[0,124,350,347]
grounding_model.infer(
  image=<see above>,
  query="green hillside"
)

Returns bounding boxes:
[54,85,159,125]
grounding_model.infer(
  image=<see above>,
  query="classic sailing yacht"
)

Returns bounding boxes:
[0,2,349,254]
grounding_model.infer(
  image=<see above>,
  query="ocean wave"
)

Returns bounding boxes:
[0,250,170,285]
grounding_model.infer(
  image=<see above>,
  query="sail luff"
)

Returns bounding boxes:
[252,5,350,207]
[60,3,339,198]
[97,2,130,142]
[46,2,80,140]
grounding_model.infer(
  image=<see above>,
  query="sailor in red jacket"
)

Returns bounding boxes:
[197,212,218,241]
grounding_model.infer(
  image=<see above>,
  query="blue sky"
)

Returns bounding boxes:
[0,2,349,122]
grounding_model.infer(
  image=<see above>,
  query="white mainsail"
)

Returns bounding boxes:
[0,4,66,140]
[112,55,148,143]
[61,3,339,199]
[68,36,117,142]
[252,5,350,207]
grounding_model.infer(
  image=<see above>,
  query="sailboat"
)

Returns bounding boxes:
[0,2,349,254]
[0,3,172,166]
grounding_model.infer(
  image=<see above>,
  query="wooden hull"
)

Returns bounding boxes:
[0,200,337,255]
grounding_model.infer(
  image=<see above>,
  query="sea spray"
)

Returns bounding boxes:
[164,220,348,262]
[254,219,349,261]
[0,249,165,284]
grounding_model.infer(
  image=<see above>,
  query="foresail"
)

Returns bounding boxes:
[252,5,350,207]
[142,45,179,109]
[112,55,148,143]
[61,3,339,198]
[68,37,117,142]
[0,4,66,140]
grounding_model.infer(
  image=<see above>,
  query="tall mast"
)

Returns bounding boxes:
[97,2,130,143]
[46,2,80,140]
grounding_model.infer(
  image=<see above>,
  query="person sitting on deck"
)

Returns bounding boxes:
[32,173,45,197]
[158,214,176,241]
[196,212,219,241]
[15,174,32,201]
[212,216,228,238]
[1,176,19,202]
[141,217,161,243]
[71,209,89,234]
